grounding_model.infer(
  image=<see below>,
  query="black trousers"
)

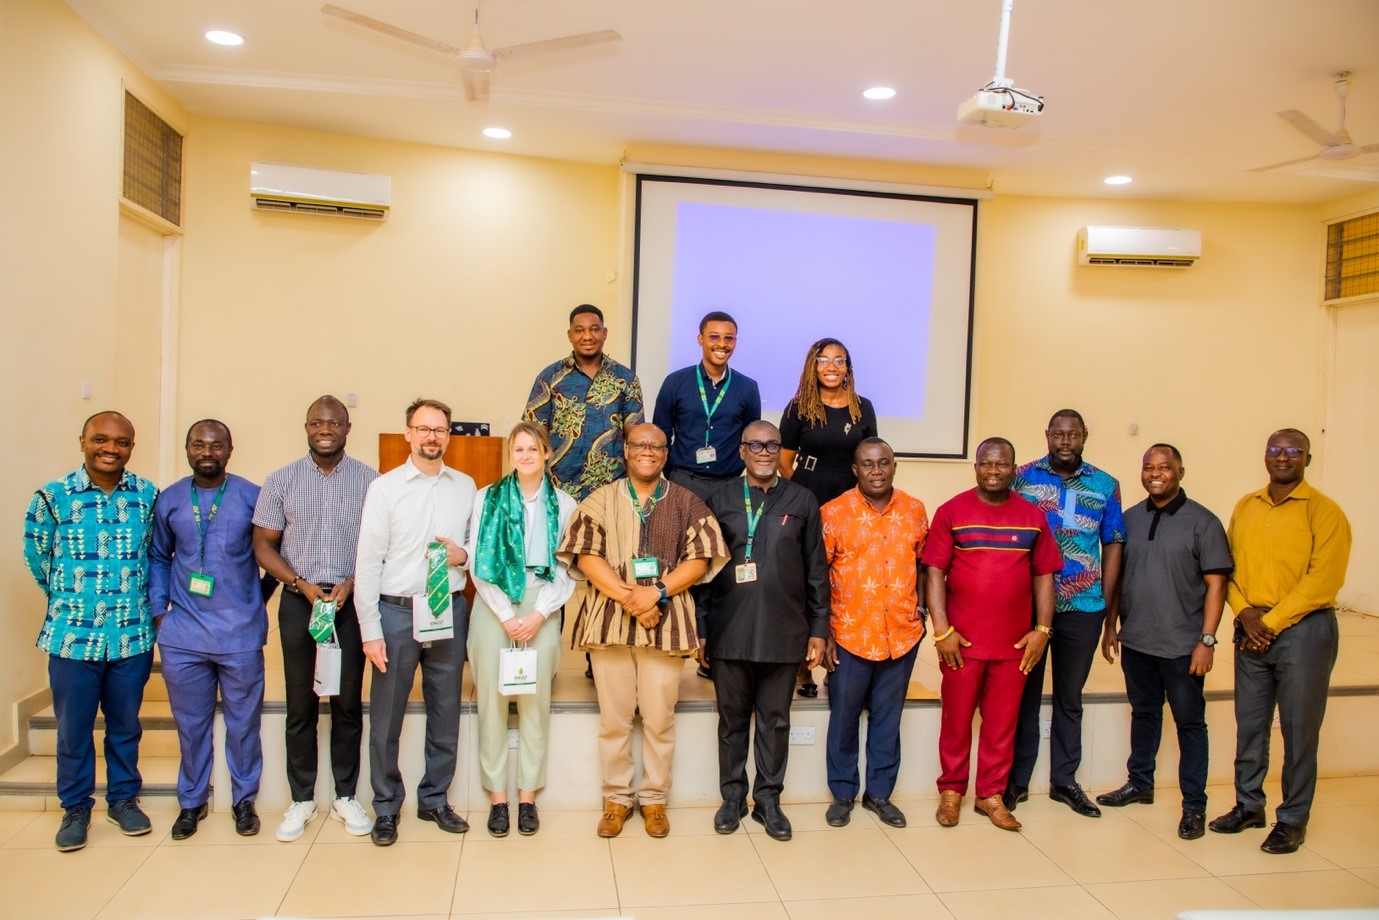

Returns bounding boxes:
[1009,609,1105,788]
[713,659,797,803]
[279,589,366,802]
[1121,646,1208,811]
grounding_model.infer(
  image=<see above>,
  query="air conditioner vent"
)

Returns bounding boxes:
[250,163,391,220]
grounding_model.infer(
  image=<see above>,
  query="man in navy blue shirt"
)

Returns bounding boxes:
[653,311,762,502]
[150,419,267,840]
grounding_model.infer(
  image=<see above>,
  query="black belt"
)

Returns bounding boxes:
[379,591,460,607]
[285,582,335,595]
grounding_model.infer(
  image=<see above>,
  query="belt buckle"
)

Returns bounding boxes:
[802,455,817,472]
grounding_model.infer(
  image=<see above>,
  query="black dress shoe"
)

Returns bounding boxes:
[751,800,793,841]
[862,793,907,828]
[1002,784,1029,812]
[1178,811,1206,840]
[1260,821,1307,854]
[232,799,260,836]
[825,798,854,827]
[371,814,398,846]
[714,799,747,834]
[518,803,540,836]
[1208,804,1266,834]
[171,802,209,840]
[418,804,469,834]
[1050,783,1102,818]
[1096,782,1155,807]
[696,664,713,680]
[486,803,510,838]
[797,681,819,698]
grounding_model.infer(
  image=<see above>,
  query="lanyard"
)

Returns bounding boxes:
[742,477,766,562]
[695,365,732,444]
[190,479,228,569]
[627,479,665,555]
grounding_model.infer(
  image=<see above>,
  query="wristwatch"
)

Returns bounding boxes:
[1199,633,1217,648]
[1035,624,1054,637]
[654,580,669,605]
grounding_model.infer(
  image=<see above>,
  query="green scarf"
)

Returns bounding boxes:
[475,471,561,606]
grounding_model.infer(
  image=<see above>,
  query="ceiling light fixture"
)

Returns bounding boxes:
[863,87,896,100]
[205,30,244,46]
[483,127,512,139]
[1104,175,1133,185]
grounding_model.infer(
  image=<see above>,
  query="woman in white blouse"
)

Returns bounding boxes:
[466,421,576,836]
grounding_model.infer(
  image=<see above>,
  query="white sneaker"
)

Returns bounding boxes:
[332,796,374,836]
[276,800,318,842]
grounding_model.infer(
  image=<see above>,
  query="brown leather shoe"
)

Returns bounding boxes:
[974,794,1022,831]
[935,791,962,827]
[596,801,630,838]
[641,804,670,838]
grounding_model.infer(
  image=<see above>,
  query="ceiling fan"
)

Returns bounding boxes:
[1254,72,1379,172]
[322,3,620,102]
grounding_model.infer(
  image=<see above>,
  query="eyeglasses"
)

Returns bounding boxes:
[744,440,782,455]
[816,356,848,368]
[1266,445,1306,459]
[308,419,345,431]
[627,441,668,454]
[410,425,449,438]
[704,333,737,345]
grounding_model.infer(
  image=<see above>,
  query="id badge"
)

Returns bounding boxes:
[695,446,717,464]
[735,562,757,583]
[631,556,660,579]
[189,572,216,597]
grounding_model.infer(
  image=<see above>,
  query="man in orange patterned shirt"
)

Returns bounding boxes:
[820,438,929,828]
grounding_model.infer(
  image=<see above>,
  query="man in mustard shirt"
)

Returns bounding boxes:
[1209,428,1351,854]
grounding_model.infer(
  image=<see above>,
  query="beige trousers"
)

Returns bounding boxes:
[589,646,685,807]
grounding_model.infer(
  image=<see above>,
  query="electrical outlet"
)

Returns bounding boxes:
[1040,720,1052,739]
[788,727,815,745]
[507,728,519,749]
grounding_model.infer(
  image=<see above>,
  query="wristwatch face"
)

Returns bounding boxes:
[1200,634,1217,647]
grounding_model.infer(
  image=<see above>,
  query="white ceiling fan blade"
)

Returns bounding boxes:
[493,30,620,62]
[1277,109,1336,147]
[462,69,491,102]
[322,4,461,58]
[1251,153,1323,172]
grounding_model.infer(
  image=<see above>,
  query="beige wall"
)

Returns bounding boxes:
[0,0,186,755]
[2,0,1372,759]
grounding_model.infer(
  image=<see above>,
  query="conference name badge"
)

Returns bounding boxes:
[735,562,757,584]
[631,556,660,579]
[695,446,717,464]
[188,572,216,597]
[412,594,454,643]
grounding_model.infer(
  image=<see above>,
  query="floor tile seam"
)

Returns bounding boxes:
[441,834,468,916]
[1218,865,1364,910]
[92,844,159,920]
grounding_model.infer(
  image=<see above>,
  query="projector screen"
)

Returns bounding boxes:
[632,174,978,458]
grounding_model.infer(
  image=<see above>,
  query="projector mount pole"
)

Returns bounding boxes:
[989,0,1015,90]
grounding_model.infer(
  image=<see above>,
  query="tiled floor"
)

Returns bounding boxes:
[2,775,1378,919]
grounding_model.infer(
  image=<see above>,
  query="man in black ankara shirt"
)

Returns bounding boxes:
[699,421,830,843]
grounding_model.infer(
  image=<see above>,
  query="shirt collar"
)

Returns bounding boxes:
[1249,479,1314,506]
[1142,489,1188,515]
[401,456,455,481]
[564,352,611,376]
[852,486,895,515]
[75,465,136,493]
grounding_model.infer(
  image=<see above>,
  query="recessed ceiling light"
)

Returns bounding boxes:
[483,127,512,139]
[205,30,244,46]
[863,86,897,100]
[1104,175,1133,185]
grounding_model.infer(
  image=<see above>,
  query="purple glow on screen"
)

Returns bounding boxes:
[667,202,934,418]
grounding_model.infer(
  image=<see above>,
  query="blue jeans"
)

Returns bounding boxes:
[825,643,918,801]
[49,651,153,811]
[1121,645,1208,811]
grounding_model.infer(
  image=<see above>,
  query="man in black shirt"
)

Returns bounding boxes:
[700,421,830,842]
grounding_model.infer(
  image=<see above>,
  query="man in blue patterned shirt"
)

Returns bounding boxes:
[524,304,644,502]
[23,411,159,851]
[1004,409,1126,818]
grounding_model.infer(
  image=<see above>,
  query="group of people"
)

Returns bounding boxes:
[23,305,1351,859]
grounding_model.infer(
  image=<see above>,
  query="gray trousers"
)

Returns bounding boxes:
[369,596,469,817]
[1232,608,1337,826]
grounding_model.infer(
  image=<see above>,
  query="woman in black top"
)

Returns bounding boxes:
[778,337,879,696]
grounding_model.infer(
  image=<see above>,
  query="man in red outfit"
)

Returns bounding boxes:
[922,437,1061,831]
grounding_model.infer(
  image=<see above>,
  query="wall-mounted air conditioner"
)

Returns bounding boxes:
[1078,226,1201,268]
[250,162,391,220]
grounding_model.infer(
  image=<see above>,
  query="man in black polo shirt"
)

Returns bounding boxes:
[1097,444,1232,840]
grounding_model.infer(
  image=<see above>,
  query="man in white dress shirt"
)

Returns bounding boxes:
[354,398,477,845]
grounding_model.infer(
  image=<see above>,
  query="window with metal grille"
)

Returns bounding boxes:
[1325,211,1379,302]
[123,92,182,226]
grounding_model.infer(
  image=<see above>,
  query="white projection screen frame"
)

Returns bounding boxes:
[631,174,979,458]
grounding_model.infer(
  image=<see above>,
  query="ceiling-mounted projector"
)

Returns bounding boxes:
[957,0,1044,129]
